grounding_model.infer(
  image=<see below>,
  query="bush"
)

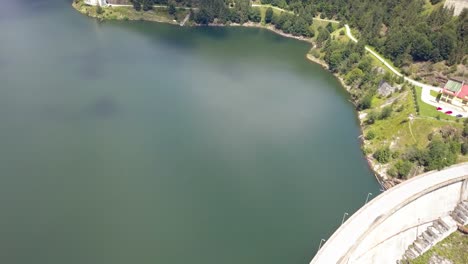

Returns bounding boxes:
[379,106,393,119]
[392,160,413,179]
[366,110,379,124]
[265,7,274,24]
[358,94,373,110]
[462,142,468,155]
[96,5,104,14]
[373,147,391,163]
[365,130,376,140]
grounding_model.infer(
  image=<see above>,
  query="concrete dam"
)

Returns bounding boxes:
[311,163,468,264]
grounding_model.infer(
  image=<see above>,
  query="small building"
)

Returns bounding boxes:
[377,81,397,97]
[440,79,468,107]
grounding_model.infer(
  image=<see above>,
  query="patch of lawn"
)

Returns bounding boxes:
[410,230,468,264]
[430,90,439,97]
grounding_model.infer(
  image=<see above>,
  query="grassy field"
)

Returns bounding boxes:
[361,91,454,151]
[410,230,468,264]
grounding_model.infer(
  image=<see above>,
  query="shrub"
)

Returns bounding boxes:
[379,106,393,119]
[462,142,468,155]
[358,94,373,110]
[265,7,274,24]
[365,130,376,140]
[96,5,104,15]
[366,110,379,124]
[392,160,413,179]
[373,147,391,163]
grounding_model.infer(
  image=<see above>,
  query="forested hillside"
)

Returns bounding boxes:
[318,0,467,66]
[130,0,467,68]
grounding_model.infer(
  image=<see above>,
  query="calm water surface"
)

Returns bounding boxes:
[0,1,380,263]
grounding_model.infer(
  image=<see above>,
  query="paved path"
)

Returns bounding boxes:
[345,25,467,117]
[311,163,468,264]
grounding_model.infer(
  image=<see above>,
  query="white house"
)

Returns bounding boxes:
[84,0,108,6]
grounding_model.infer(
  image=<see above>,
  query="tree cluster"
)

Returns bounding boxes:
[270,12,314,37]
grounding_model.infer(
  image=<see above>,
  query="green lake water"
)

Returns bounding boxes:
[0,1,380,263]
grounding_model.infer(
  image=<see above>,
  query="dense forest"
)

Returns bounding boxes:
[130,0,467,67]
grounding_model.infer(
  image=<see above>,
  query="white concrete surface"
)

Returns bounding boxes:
[310,163,468,264]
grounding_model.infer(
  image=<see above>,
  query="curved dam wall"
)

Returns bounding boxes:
[311,163,468,264]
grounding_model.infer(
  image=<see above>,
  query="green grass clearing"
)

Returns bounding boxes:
[410,230,468,264]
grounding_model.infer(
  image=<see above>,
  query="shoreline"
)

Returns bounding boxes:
[72,2,390,189]
[307,54,389,189]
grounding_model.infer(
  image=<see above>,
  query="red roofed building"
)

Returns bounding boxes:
[440,79,468,108]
